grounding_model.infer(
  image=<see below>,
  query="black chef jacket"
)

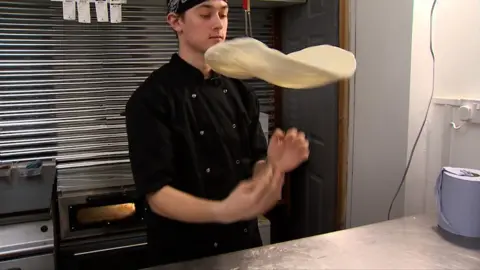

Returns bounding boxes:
[125,53,268,266]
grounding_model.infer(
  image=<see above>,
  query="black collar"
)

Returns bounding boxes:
[169,53,221,85]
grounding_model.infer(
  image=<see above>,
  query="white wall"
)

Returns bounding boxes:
[405,0,480,216]
[346,0,414,228]
[347,0,480,226]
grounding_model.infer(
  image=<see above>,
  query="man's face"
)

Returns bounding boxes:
[168,0,228,53]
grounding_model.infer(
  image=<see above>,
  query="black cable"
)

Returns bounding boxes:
[387,0,438,220]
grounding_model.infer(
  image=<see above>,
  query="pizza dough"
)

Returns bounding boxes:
[205,37,357,89]
[204,38,256,79]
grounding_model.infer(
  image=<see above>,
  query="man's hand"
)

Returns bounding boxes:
[267,128,309,173]
[214,164,284,224]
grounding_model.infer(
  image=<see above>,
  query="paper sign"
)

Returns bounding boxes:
[77,0,91,23]
[109,0,127,4]
[110,3,122,23]
[62,0,76,20]
[95,0,109,22]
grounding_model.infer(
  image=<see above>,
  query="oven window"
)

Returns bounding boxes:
[77,203,136,225]
[69,201,143,231]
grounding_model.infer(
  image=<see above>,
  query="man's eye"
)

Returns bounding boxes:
[200,14,210,19]
[219,14,228,19]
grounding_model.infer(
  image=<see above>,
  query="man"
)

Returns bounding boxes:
[125,0,309,266]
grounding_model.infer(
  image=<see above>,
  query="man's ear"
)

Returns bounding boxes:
[167,12,183,34]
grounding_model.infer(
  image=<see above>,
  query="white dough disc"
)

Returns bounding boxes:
[203,38,255,79]
[205,37,357,89]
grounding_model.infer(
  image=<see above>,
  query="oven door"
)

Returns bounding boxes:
[57,230,149,270]
[58,187,146,241]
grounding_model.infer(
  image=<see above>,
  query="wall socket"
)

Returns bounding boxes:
[471,103,480,124]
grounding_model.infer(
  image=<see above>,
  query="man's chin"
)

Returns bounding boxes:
[203,39,224,52]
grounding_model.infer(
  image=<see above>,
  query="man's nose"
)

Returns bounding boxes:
[211,14,223,29]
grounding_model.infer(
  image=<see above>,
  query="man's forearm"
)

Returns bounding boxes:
[253,159,285,199]
[253,158,283,176]
[147,185,225,224]
[253,159,268,176]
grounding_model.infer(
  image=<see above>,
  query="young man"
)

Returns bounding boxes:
[125,0,309,266]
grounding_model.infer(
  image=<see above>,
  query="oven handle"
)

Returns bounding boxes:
[73,242,147,256]
[86,191,135,204]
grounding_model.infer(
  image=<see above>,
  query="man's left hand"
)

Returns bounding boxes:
[267,128,309,173]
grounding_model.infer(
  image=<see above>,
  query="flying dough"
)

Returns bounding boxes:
[204,38,258,79]
[205,37,357,89]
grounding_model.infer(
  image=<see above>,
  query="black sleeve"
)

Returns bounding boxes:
[125,92,175,198]
[243,84,268,168]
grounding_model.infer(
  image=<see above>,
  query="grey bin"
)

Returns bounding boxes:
[258,215,271,245]
[259,112,269,142]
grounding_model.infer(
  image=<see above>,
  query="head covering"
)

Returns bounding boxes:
[167,0,228,14]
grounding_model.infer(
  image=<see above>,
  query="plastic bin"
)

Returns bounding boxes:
[17,160,43,178]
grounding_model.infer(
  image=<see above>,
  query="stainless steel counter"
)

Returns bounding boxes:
[0,160,56,219]
[0,220,55,270]
[144,215,480,270]
[0,220,54,258]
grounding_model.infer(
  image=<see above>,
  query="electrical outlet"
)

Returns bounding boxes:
[458,105,473,121]
[471,103,480,124]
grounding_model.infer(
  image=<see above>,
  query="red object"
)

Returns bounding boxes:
[242,0,250,11]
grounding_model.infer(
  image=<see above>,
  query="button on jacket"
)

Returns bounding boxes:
[125,53,268,265]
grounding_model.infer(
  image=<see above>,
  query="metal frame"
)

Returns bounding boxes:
[50,0,127,3]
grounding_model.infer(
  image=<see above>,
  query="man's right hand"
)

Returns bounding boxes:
[214,164,284,224]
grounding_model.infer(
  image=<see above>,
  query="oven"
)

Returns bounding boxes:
[55,163,149,270]
[57,186,145,241]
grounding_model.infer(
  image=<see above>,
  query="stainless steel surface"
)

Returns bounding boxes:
[0,220,54,259]
[0,254,55,270]
[144,215,480,270]
[0,160,56,216]
[0,0,275,168]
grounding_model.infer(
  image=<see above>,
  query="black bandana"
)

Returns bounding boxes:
[167,0,228,14]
